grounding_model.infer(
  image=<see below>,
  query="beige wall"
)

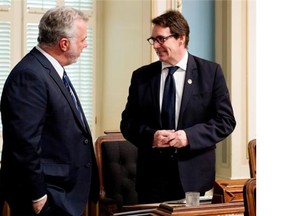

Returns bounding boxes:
[94,0,152,136]
[215,0,256,179]
[94,0,181,137]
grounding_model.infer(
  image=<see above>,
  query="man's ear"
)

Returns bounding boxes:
[59,37,69,52]
[178,35,186,46]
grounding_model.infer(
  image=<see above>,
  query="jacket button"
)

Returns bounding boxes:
[83,139,89,145]
[86,162,91,168]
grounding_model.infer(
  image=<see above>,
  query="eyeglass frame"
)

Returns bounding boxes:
[146,34,176,45]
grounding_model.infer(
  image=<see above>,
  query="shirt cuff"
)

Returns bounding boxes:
[32,194,47,203]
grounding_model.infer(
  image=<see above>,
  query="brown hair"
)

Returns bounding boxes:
[152,10,190,48]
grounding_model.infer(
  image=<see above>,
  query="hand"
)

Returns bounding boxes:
[167,130,188,148]
[32,195,47,215]
[153,130,175,148]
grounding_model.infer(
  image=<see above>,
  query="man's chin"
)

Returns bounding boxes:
[69,58,78,65]
[158,56,167,62]
[156,52,165,58]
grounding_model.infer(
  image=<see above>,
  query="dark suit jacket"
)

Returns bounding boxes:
[0,47,99,215]
[121,53,236,194]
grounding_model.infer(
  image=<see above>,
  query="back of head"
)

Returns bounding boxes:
[152,10,190,48]
[37,6,89,46]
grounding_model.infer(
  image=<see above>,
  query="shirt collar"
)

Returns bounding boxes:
[36,45,64,78]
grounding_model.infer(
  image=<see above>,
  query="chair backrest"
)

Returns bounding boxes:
[248,139,256,178]
[243,178,256,216]
[95,132,138,211]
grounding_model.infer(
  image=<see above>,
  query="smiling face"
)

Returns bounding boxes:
[151,25,187,65]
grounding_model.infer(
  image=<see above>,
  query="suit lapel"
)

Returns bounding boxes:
[178,54,198,127]
[149,62,162,125]
[31,47,90,134]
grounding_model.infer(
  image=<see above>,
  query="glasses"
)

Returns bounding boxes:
[147,34,175,45]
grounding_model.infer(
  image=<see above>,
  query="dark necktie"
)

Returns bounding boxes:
[63,71,85,125]
[161,66,179,129]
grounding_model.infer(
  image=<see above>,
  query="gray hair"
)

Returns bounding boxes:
[37,6,89,46]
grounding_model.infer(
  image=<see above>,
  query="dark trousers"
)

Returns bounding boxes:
[138,148,185,204]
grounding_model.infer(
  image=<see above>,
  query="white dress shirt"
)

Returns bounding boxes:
[160,51,188,128]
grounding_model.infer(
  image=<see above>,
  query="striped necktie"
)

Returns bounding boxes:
[62,71,85,126]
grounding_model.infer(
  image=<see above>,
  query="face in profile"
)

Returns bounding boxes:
[65,19,88,65]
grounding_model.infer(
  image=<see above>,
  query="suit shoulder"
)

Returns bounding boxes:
[132,61,161,77]
[191,54,220,68]
[12,49,43,71]
[134,61,160,72]
[5,51,50,87]
[189,54,223,77]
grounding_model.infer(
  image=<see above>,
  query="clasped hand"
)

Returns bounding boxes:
[32,195,47,215]
[153,129,188,148]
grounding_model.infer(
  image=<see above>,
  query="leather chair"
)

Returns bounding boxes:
[243,178,256,216]
[93,132,138,216]
[248,139,256,178]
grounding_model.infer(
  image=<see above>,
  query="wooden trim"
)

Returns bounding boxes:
[243,178,256,216]
[151,202,244,216]
[248,139,256,178]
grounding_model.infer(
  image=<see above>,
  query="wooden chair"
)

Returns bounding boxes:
[0,202,9,216]
[243,178,256,216]
[248,139,256,178]
[93,132,138,216]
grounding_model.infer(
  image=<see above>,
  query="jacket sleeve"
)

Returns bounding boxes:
[1,68,47,200]
[183,63,236,150]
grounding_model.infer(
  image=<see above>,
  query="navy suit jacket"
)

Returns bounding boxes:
[121,53,236,194]
[0,47,99,215]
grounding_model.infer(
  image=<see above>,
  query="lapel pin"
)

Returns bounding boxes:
[187,79,192,84]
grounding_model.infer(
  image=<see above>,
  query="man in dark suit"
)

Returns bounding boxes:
[120,10,236,204]
[0,6,99,216]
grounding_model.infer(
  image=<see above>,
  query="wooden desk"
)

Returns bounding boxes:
[151,202,244,216]
[112,201,244,216]
[111,178,248,216]
[113,203,159,215]
[212,179,248,203]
